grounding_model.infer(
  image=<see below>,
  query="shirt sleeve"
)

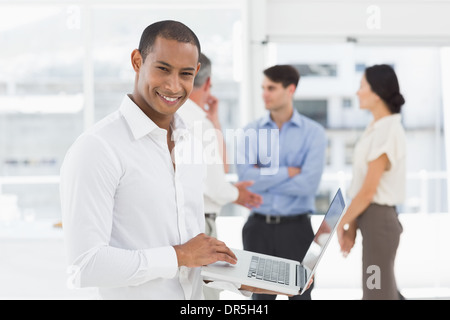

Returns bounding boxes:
[60,134,178,289]
[202,124,239,206]
[367,124,401,169]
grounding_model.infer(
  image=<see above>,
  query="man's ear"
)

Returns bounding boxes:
[288,84,297,96]
[203,77,211,92]
[131,49,142,72]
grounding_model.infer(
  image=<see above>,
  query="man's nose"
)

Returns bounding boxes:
[164,74,182,93]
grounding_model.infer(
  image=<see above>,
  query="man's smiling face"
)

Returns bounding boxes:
[133,36,200,119]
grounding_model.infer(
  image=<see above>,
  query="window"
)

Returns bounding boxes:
[0,2,245,221]
[342,98,352,109]
[293,64,337,77]
[355,63,366,73]
[345,141,356,166]
[0,5,84,219]
[294,99,328,127]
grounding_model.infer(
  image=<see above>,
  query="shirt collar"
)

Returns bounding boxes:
[120,94,189,140]
[290,109,303,127]
[372,113,402,129]
[259,109,303,128]
[177,99,207,127]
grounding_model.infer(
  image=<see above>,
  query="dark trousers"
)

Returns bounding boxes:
[242,214,315,300]
[357,204,403,300]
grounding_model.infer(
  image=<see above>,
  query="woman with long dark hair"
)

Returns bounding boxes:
[338,64,406,300]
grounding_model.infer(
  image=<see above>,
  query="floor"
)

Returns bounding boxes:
[0,214,449,300]
[216,214,450,300]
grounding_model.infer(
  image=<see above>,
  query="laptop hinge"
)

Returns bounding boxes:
[296,265,306,288]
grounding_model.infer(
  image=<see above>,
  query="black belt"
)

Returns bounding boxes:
[205,213,217,220]
[252,212,309,224]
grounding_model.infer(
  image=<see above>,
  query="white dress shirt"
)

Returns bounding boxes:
[348,114,406,206]
[177,99,238,214]
[60,95,206,300]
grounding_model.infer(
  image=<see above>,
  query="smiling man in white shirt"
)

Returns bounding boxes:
[59,20,238,300]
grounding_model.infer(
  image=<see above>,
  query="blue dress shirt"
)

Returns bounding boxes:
[236,110,327,216]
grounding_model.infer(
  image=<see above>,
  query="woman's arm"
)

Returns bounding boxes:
[340,153,390,226]
[337,153,390,255]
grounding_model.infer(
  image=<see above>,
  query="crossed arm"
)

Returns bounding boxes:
[236,132,326,198]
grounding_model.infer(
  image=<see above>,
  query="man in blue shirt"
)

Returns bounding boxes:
[236,65,327,300]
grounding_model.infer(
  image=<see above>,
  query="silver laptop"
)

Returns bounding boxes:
[201,189,346,296]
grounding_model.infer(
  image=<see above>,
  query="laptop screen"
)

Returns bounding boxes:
[302,189,345,271]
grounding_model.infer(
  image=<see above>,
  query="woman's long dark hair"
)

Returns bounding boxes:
[365,64,405,114]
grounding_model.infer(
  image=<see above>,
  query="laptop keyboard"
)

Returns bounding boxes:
[247,256,290,285]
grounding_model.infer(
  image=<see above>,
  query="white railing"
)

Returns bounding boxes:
[0,175,60,187]
[0,170,448,215]
[321,171,448,214]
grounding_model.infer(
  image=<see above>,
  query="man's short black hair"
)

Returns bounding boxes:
[138,20,201,62]
[263,65,300,88]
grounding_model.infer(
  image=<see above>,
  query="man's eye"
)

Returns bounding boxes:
[158,67,169,72]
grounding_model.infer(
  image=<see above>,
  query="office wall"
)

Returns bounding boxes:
[266,0,450,45]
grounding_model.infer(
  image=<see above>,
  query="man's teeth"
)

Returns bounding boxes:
[160,94,178,102]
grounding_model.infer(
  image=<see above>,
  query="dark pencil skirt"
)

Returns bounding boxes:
[357,203,403,300]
